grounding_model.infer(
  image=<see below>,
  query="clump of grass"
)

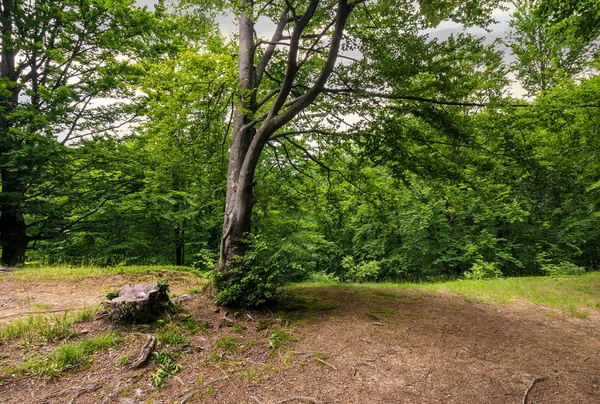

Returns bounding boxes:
[156,323,190,346]
[267,329,296,349]
[214,336,242,352]
[3,331,122,377]
[0,307,98,345]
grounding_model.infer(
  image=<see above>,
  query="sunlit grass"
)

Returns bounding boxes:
[8,264,204,280]
[294,272,600,316]
[2,331,123,377]
[0,307,99,344]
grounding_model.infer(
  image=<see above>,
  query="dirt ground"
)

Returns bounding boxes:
[0,272,599,404]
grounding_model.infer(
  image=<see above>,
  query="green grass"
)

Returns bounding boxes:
[8,264,204,280]
[294,272,600,316]
[0,307,98,344]
[3,331,123,377]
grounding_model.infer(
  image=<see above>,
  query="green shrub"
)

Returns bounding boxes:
[213,236,282,307]
[541,261,586,277]
[463,260,503,280]
[342,256,380,283]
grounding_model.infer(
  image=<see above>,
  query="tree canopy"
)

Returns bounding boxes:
[1,0,599,306]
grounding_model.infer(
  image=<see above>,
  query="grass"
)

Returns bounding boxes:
[7,264,204,280]
[0,307,98,344]
[294,272,600,316]
[3,331,122,377]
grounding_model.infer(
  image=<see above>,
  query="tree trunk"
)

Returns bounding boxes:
[0,0,27,266]
[0,170,27,266]
[217,0,351,275]
[175,225,184,266]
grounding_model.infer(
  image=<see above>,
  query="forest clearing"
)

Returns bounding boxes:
[1,266,599,403]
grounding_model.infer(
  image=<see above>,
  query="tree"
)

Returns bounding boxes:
[215,0,503,301]
[0,0,175,265]
[507,0,600,95]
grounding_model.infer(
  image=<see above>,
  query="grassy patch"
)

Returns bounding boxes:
[367,272,600,315]
[8,265,204,280]
[3,331,122,377]
[0,307,98,344]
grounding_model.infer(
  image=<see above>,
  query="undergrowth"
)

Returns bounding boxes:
[2,332,122,377]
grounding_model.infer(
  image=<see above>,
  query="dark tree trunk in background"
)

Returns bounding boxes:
[175,225,184,266]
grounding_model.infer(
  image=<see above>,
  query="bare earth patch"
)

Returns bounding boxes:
[0,277,599,403]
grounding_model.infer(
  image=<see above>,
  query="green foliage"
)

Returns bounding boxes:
[267,330,294,350]
[342,257,381,283]
[213,236,284,307]
[464,261,503,280]
[150,351,182,387]
[156,323,190,346]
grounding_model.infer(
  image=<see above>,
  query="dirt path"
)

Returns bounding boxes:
[0,279,598,403]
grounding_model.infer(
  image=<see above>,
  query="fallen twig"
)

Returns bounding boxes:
[313,358,336,370]
[522,376,549,404]
[271,397,324,404]
[179,376,229,403]
[129,334,156,369]
[246,312,255,321]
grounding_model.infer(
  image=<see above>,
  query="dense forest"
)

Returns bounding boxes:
[1,0,599,305]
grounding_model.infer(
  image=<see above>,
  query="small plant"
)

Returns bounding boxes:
[255,319,271,332]
[150,351,182,387]
[115,354,130,367]
[463,260,503,280]
[156,279,170,294]
[267,329,294,349]
[105,290,119,300]
[156,324,190,346]
[231,324,246,334]
[214,335,242,352]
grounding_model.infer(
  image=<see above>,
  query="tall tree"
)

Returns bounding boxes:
[216,0,503,297]
[0,0,174,265]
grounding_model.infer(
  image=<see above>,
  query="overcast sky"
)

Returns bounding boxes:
[133,0,523,96]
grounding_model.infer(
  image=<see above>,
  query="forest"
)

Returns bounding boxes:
[1,0,599,306]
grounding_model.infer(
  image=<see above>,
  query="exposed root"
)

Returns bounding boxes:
[41,382,101,404]
[522,376,549,404]
[129,334,156,369]
[66,383,102,404]
[101,373,143,404]
[312,358,336,370]
[179,376,229,403]
[271,397,324,404]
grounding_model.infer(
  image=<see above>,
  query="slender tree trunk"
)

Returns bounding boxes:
[217,4,257,273]
[174,225,184,266]
[0,0,27,265]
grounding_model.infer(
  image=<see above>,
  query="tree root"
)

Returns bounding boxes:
[272,397,324,404]
[129,334,156,370]
[179,376,229,403]
[100,373,144,404]
[522,376,549,404]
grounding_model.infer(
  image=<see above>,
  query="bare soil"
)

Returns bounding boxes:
[0,273,599,404]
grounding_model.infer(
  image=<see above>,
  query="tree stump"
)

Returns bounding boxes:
[110,283,170,324]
